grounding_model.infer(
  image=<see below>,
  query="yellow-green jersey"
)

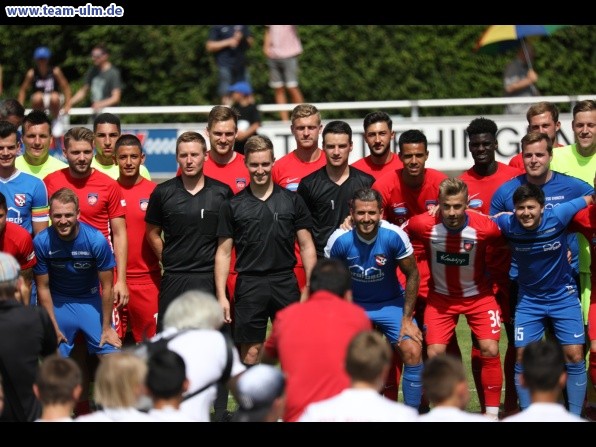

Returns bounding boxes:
[15,154,68,180]
[91,157,151,180]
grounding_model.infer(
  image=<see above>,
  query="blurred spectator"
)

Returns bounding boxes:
[146,348,194,422]
[503,43,539,114]
[228,81,261,154]
[298,330,418,422]
[206,26,253,105]
[502,340,587,422]
[232,364,285,422]
[65,43,122,116]
[263,25,304,121]
[417,354,493,422]
[33,354,82,422]
[75,351,154,422]
[18,46,71,137]
[0,252,57,422]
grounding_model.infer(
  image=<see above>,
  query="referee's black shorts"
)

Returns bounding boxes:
[234,270,299,344]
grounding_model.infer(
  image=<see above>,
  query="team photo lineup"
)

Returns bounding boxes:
[0,96,595,423]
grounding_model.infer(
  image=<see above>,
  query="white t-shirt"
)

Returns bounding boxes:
[157,328,246,422]
[417,406,494,422]
[148,406,195,422]
[501,403,587,422]
[76,407,155,422]
[298,388,418,422]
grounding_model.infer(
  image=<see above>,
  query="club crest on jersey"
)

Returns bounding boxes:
[139,198,149,212]
[425,200,438,210]
[236,178,247,190]
[14,193,26,207]
[87,193,99,206]
[375,254,387,266]
[463,240,475,251]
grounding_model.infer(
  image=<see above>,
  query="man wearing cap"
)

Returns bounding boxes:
[232,364,286,422]
[228,81,261,155]
[18,46,71,135]
[0,251,57,421]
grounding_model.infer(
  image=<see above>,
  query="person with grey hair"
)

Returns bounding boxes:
[148,289,246,422]
[0,251,57,421]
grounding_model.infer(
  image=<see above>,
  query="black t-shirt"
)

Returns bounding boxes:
[217,184,312,273]
[0,300,57,422]
[233,103,261,155]
[145,175,233,273]
[297,166,375,257]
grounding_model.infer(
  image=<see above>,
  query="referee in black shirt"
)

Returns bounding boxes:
[215,135,317,367]
[145,131,233,331]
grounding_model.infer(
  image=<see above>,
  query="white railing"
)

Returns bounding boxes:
[64,94,595,121]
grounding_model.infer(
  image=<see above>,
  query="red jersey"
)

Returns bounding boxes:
[0,221,36,270]
[264,290,371,422]
[204,152,249,194]
[272,149,327,191]
[44,169,126,241]
[350,153,403,180]
[459,162,522,215]
[118,178,160,279]
[404,211,505,298]
[459,162,522,287]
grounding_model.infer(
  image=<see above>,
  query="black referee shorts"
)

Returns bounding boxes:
[234,270,299,344]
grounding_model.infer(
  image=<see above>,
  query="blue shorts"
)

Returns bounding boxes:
[360,301,415,345]
[514,288,585,348]
[53,297,120,357]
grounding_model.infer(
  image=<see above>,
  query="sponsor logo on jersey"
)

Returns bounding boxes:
[14,193,26,207]
[468,198,483,209]
[463,240,475,251]
[543,241,561,252]
[375,254,387,266]
[425,200,438,210]
[436,251,469,266]
[236,178,247,190]
[73,261,92,269]
[140,198,149,211]
[392,206,407,216]
[87,193,99,206]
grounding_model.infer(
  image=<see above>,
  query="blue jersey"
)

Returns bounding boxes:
[33,221,115,300]
[495,197,587,299]
[326,221,413,308]
[0,170,49,234]
[490,172,593,277]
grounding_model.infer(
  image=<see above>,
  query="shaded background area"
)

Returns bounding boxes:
[0,25,594,124]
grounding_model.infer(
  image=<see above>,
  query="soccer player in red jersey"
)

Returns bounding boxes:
[114,134,160,343]
[272,104,326,290]
[459,117,522,414]
[0,191,36,305]
[351,111,403,179]
[404,177,505,420]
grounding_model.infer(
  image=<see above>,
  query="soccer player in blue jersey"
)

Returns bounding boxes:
[494,183,593,416]
[325,188,423,409]
[33,187,121,358]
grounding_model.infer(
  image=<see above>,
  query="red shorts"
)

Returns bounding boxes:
[424,291,502,345]
[125,274,161,342]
